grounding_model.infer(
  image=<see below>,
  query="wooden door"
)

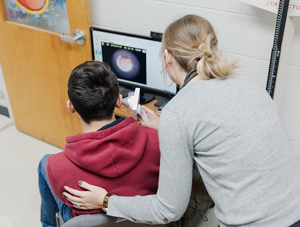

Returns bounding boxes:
[0,0,92,149]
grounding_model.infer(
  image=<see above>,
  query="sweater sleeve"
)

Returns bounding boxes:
[107,109,194,224]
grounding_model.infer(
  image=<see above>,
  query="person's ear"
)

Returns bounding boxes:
[164,49,173,67]
[115,94,123,108]
[66,100,76,113]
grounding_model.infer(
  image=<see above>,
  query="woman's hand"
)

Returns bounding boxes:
[137,106,159,130]
[63,181,107,210]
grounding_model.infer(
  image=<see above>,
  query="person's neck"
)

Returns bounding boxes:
[186,74,202,87]
[80,115,116,133]
[171,62,201,87]
[176,69,201,87]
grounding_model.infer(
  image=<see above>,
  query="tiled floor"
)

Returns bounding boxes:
[0,115,61,227]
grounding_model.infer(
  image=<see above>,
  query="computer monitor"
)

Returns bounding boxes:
[90,27,177,104]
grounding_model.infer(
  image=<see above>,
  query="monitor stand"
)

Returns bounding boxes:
[140,92,155,104]
[120,88,154,104]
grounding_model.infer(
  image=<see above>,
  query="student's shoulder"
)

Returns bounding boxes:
[143,126,158,136]
[142,126,159,144]
[142,126,160,156]
[47,151,68,166]
[47,152,73,180]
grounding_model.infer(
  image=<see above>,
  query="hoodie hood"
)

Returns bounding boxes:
[64,117,148,178]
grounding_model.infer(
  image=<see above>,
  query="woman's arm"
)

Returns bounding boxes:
[64,109,194,224]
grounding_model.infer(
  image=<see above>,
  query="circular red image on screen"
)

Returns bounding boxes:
[111,49,140,79]
[117,55,133,72]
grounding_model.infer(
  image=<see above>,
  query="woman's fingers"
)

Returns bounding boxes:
[72,202,89,210]
[142,106,155,116]
[63,191,82,203]
[62,182,108,210]
[63,185,85,197]
[63,185,87,205]
[63,191,90,210]
[139,106,159,130]
[78,181,92,190]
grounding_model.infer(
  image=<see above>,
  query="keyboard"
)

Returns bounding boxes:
[154,97,171,107]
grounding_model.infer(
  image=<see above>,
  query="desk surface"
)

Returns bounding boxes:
[114,98,160,119]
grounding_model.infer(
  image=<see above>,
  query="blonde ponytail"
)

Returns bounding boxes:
[161,15,238,80]
[197,41,237,80]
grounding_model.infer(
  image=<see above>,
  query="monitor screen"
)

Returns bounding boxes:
[90,28,177,99]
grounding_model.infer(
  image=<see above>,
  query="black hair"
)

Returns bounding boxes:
[67,61,119,124]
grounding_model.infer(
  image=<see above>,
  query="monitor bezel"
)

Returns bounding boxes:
[90,27,177,98]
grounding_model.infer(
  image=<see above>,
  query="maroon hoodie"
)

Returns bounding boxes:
[46,117,160,217]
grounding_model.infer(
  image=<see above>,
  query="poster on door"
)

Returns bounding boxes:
[239,0,300,16]
[3,0,71,34]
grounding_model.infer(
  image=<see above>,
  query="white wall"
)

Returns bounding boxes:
[90,0,300,155]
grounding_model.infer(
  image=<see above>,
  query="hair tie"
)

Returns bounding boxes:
[198,50,206,61]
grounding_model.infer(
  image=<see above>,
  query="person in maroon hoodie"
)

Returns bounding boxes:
[37,61,160,227]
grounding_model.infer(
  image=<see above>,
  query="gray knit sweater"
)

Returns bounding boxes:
[107,74,300,227]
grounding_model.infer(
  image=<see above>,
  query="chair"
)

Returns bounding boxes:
[56,212,172,227]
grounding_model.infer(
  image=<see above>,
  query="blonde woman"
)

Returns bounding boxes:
[63,15,300,227]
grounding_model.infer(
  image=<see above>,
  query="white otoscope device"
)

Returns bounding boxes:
[122,88,149,123]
